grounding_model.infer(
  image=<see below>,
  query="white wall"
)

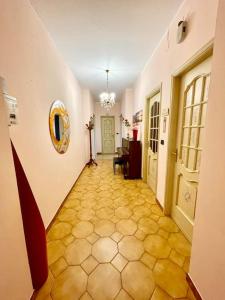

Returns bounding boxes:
[82,89,95,161]
[94,101,121,153]
[132,0,218,206]
[121,88,134,139]
[189,1,225,298]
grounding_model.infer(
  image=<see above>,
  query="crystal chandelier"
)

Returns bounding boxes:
[100,70,116,110]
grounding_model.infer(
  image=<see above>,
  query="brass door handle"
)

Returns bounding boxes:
[171,150,178,161]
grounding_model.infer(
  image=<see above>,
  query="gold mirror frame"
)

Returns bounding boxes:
[49,100,70,154]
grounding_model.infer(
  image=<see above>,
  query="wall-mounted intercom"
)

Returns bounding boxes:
[177,20,187,44]
[4,93,18,125]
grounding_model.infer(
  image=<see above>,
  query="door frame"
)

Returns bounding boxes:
[164,40,214,216]
[143,85,162,194]
[101,116,115,154]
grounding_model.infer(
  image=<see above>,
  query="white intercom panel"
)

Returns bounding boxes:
[4,93,18,125]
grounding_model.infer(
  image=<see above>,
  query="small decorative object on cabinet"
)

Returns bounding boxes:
[86,114,97,167]
[49,100,70,154]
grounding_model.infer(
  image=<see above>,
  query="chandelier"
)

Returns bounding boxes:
[99,69,116,110]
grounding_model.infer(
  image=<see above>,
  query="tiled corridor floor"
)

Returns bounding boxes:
[35,159,196,300]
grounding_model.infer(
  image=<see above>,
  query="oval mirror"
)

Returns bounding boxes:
[49,100,70,154]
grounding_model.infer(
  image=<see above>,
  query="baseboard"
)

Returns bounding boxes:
[46,165,86,232]
[186,274,202,300]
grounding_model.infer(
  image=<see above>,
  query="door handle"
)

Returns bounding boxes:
[171,149,178,161]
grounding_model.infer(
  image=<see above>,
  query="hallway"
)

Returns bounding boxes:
[36,158,195,300]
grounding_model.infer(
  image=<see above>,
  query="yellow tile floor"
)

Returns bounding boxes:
[35,159,196,300]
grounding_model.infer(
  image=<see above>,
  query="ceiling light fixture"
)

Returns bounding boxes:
[99,69,116,110]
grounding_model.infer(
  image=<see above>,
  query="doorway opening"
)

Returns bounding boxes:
[143,87,161,197]
[101,116,115,154]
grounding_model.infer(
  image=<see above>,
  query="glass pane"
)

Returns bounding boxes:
[194,77,203,104]
[151,117,153,128]
[203,76,210,102]
[201,103,207,126]
[181,147,188,165]
[188,149,197,170]
[184,108,191,126]
[190,128,198,147]
[156,116,159,129]
[151,129,154,139]
[186,86,193,106]
[198,127,205,148]
[152,141,156,153]
[192,105,200,126]
[155,129,158,140]
[196,150,202,171]
[155,141,158,153]
[182,128,189,145]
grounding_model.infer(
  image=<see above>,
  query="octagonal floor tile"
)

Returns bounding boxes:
[48,222,72,240]
[151,205,164,217]
[95,219,115,237]
[87,263,121,300]
[57,208,77,223]
[115,289,133,300]
[144,235,171,258]
[72,221,93,238]
[153,259,188,298]
[119,236,144,261]
[158,217,179,233]
[77,208,95,221]
[116,219,137,235]
[151,287,173,300]
[115,207,132,219]
[50,257,67,278]
[47,241,65,265]
[51,266,87,300]
[96,207,114,219]
[92,237,118,262]
[122,261,155,300]
[168,233,191,257]
[133,205,151,218]
[65,239,91,265]
[138,217,159,234]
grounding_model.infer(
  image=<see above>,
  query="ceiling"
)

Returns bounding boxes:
[30,0,182,100]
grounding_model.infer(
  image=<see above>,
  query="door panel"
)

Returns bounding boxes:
[147,92,160,194]
[101,116,115,153]
[171,56,212,241]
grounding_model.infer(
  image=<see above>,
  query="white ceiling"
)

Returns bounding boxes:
[30,0,182,100]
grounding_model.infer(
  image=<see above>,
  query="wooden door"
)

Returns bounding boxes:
[101,116,115,154]
[171,56,212,241]
[147,92,160,193]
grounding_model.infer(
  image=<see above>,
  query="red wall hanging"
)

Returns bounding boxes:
[11,142,48,290]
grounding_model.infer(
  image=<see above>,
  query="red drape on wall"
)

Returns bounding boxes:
[11,142,48,290]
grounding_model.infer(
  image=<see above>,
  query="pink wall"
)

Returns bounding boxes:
[0,82,32,299]
[131,0,218,206]
[0,0,89,227]
[189,1,225,298]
